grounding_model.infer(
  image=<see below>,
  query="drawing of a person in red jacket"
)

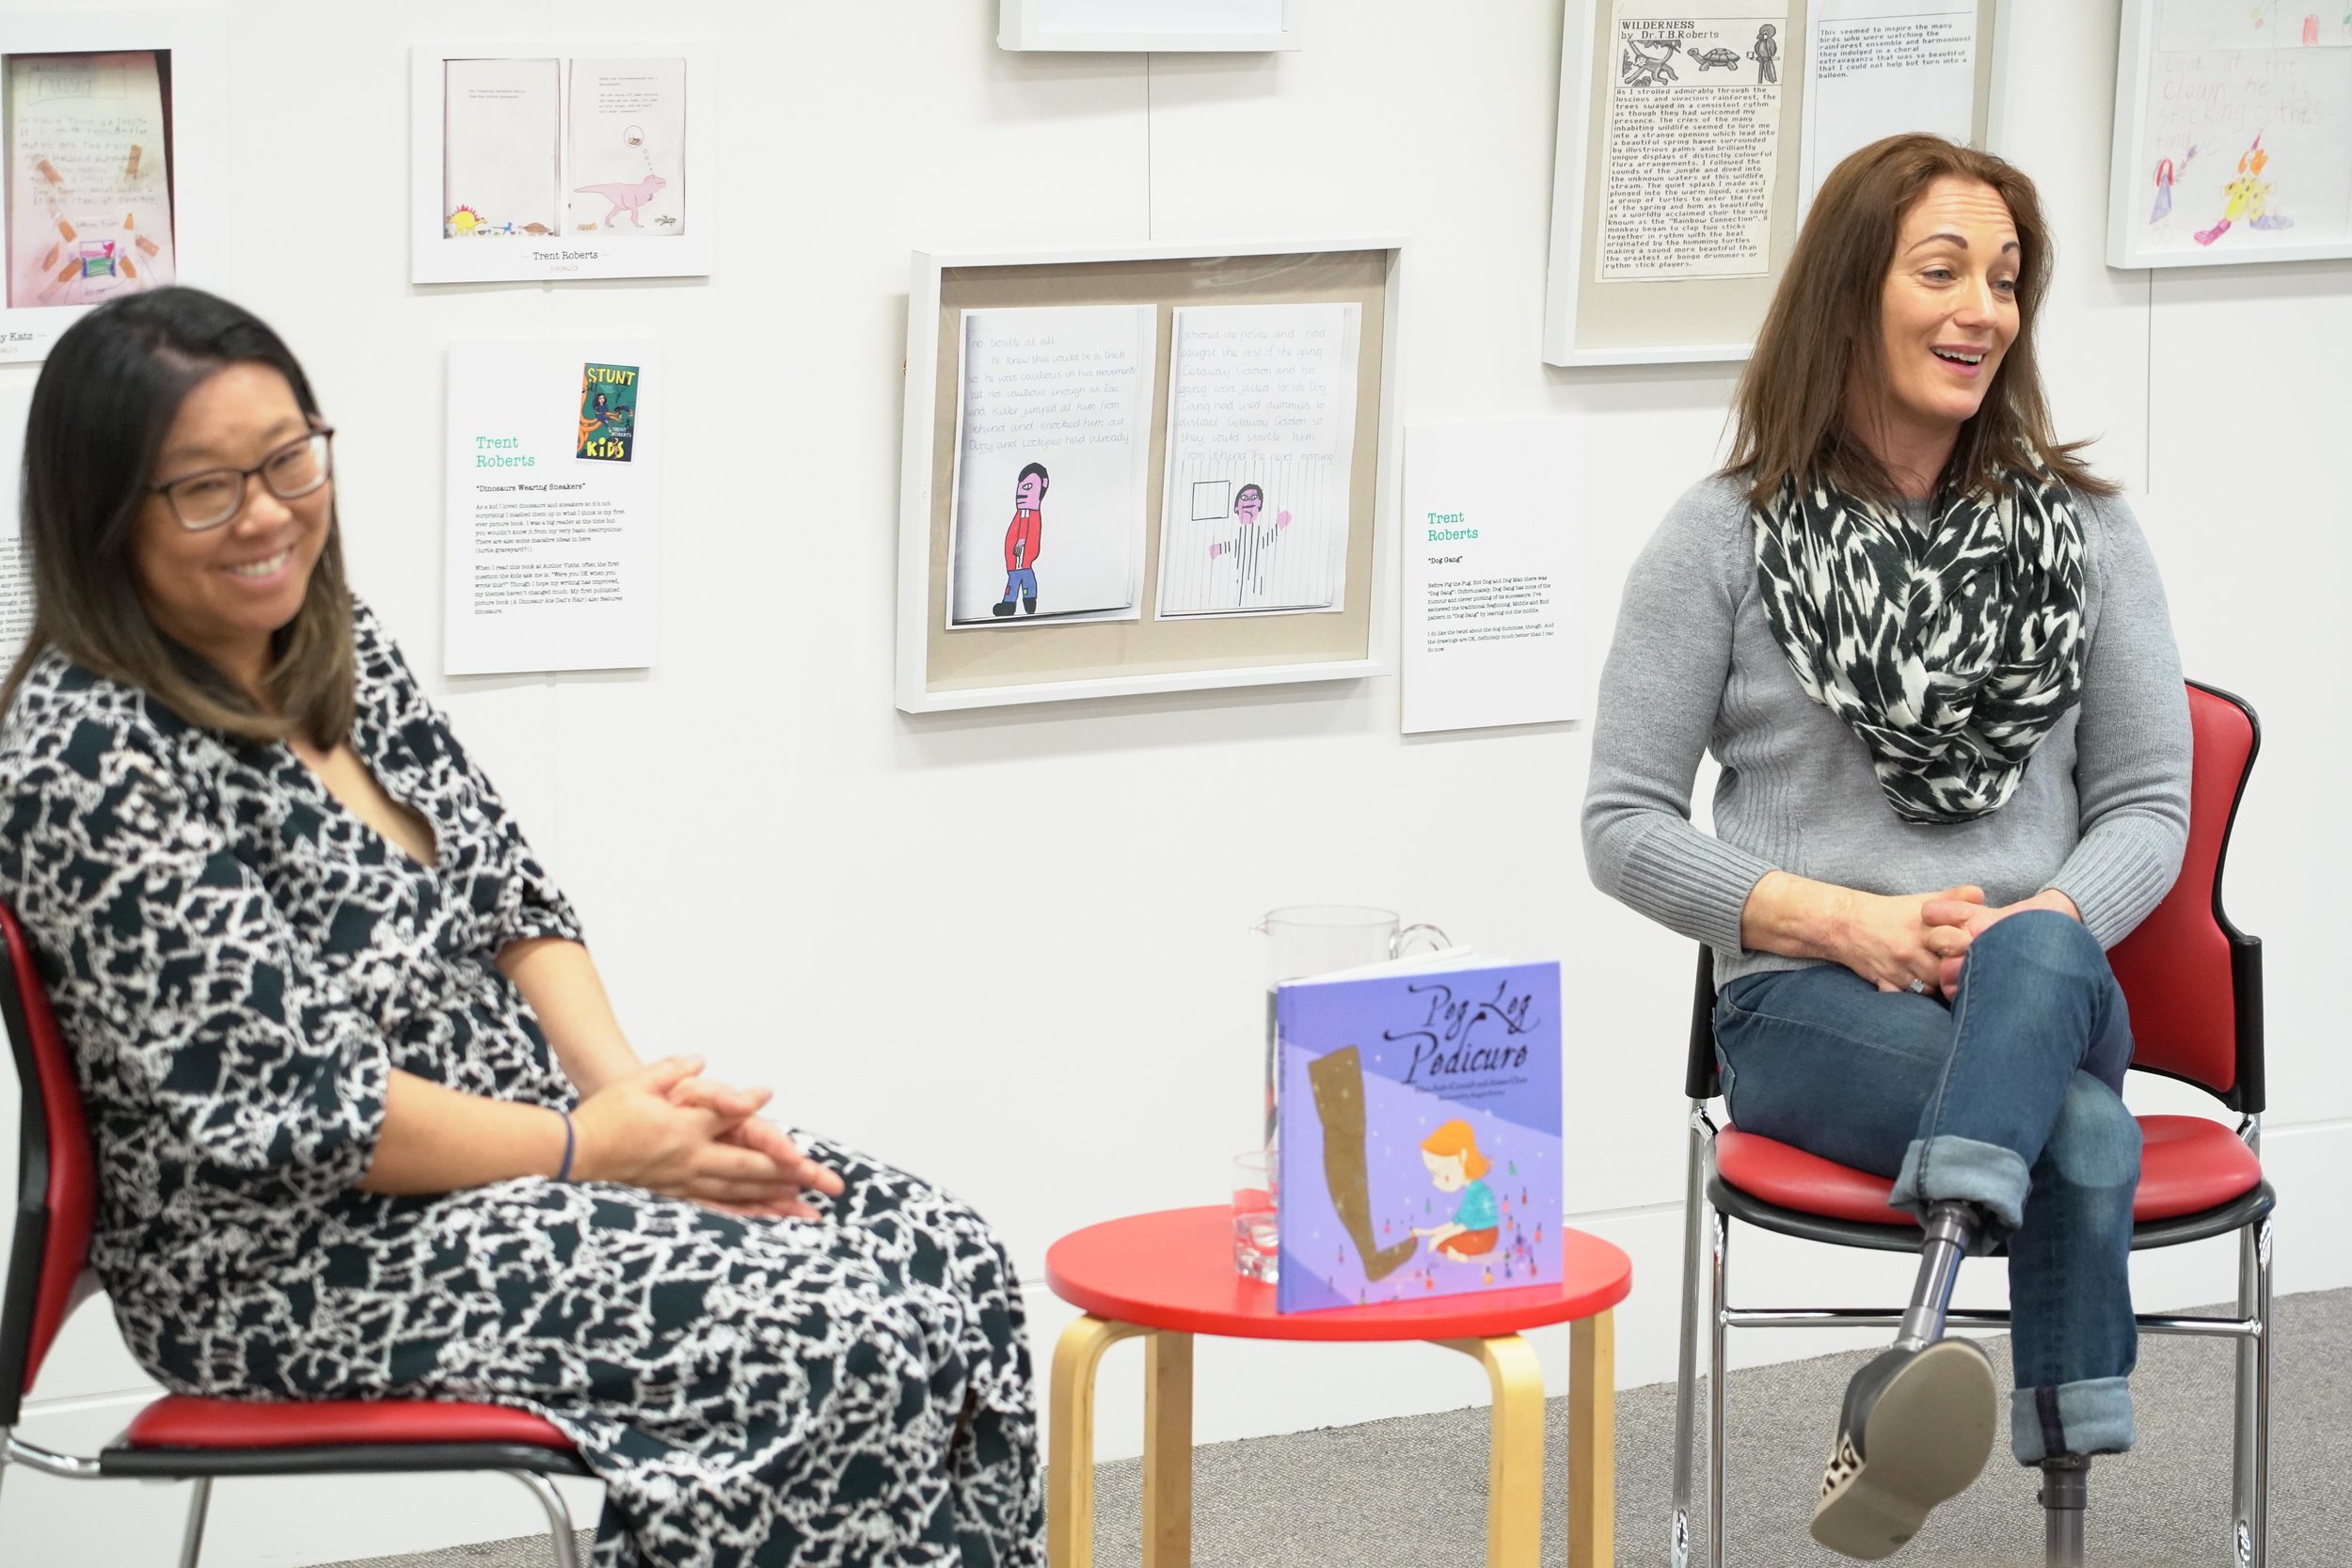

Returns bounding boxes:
[993,462,1048,618]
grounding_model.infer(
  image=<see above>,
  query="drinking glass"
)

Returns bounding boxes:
[1232,1149,1279,1282]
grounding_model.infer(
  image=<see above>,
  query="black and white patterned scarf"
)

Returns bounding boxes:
[1751,453,2088,825]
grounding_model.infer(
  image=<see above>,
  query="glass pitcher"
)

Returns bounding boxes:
[1253,906,1450,1150]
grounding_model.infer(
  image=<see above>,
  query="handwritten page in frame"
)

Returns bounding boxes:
[946,304,1156,628]
[2140,1,2352,255]
[441,57,559,241]
[4,50,177,309]
[567,58,686,237]
[1155,302,1359,620]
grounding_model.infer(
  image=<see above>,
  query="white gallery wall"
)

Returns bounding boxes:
[0,1,2345,1561]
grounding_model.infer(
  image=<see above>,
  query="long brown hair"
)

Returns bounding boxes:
[2,287,355,745]
[1722,134,2115,504]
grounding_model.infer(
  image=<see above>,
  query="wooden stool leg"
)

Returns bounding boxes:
[1568,1311,1616,1568]
[1143,1331,1195,1568]
[1439,1334,1546,1568]
[1048,1315,1146,1568]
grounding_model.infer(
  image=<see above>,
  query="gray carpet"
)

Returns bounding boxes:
[331,1289,2349,1568]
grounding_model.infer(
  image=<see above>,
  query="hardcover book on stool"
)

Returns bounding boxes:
[1274,955,1563,1312]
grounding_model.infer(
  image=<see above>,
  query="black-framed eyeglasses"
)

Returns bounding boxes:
[150,427,335,531]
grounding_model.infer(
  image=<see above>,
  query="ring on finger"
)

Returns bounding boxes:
[1906,978,1933,996]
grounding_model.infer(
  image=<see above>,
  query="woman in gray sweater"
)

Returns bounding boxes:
[1582,135,2189,1559]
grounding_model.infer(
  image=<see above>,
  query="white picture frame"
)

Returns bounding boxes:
[997,0,1301,53]
[409,40,717,286]
[2106,1,2352,270]
[0,6,230,366]
[1542,0,2015,367]
[897,236,1405,715]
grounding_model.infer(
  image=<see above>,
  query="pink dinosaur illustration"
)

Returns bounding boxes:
[573,173,667,229]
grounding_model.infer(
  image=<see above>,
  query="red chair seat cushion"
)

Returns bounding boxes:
[1715,1114,2262,1228]
[121,1395,575,1453]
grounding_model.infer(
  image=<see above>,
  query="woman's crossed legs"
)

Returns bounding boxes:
[1716,909,2141,1466]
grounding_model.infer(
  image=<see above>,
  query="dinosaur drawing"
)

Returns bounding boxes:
[573,173,668,229]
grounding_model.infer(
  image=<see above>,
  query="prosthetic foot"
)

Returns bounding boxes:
[2038,1456,2089,1568]
[1810,1201,1997,1559]
[1306,1047,1418,1282]
[1811,1338,1998,1560]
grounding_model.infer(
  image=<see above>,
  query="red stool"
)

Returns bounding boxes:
[1043,1206,1631,1568]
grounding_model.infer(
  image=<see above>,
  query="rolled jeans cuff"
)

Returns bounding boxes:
[2011,1377,2135,1465]
[1890,1135,2030,1237]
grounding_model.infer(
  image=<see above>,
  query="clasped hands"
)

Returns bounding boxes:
[1837,883,2081,1000]
[569,1056,844,1219]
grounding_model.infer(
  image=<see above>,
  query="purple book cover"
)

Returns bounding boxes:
[1274,961,1563,1313]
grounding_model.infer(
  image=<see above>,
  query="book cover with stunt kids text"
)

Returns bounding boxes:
[576,360,641,462]
[1275,960,1563,1313]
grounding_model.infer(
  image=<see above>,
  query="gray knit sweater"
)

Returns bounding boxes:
[1581,474,2191,988]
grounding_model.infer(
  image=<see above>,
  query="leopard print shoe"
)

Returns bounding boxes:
[1810,1338,1998,1560]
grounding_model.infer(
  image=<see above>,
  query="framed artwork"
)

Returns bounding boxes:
[1543,0,2014,366]
[409,41,716,285]
[2107,0,2352,269]
[0,6,229,365]
[897,237,1405,713]
[997,0,1302,53]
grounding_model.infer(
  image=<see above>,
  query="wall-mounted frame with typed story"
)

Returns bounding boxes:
[1543,0,2015,367]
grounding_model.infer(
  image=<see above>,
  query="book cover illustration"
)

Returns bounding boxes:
[1275,961,1563,1313]
[576,361,639,462]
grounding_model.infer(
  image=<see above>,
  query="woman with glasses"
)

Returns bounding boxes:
[0,288,1043,1568]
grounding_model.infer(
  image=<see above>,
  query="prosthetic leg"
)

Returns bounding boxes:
[2039,1455,2089,1568]
[1811,1202,1997,1560]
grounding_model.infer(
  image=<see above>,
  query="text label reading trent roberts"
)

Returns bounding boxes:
[476,436,532,469]
[1426,510,1478,543]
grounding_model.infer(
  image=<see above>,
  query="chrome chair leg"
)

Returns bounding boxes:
[176,1476,212,1568]
[1669,1101,1708,1568]
[2231,1120,2264,1568]
[510,1470,584,1568]
[2247,1216,2274,1568]
[1708,1207,1731,1568]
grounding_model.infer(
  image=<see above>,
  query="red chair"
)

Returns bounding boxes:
[1666,681,2274,1568]
[0,903,594,1567]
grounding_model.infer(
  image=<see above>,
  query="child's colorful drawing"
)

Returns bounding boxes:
[2193,134,2296,245]
[1204,483,1294,599]
[575,361,640,462]
[5,52,179,309]
[1276,961,1563,1313]
[566,59,687,236]
[993,462,1048,617]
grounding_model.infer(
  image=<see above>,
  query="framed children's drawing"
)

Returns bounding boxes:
[0,7,230,365]
[997,0,1302,53]
[897,237,1405,713]
[1543,0,2015,366]
[409,41,717,285]
[2107,0,2352,269]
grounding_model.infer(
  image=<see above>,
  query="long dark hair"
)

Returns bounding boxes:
[2,287,355,744]
[1723,134,2115,504]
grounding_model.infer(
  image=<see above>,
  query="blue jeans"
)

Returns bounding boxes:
[1001,568,1037,603]
[1714,911,2141,1465]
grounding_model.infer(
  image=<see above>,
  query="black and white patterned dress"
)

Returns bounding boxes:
[0,601,1042,1568]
